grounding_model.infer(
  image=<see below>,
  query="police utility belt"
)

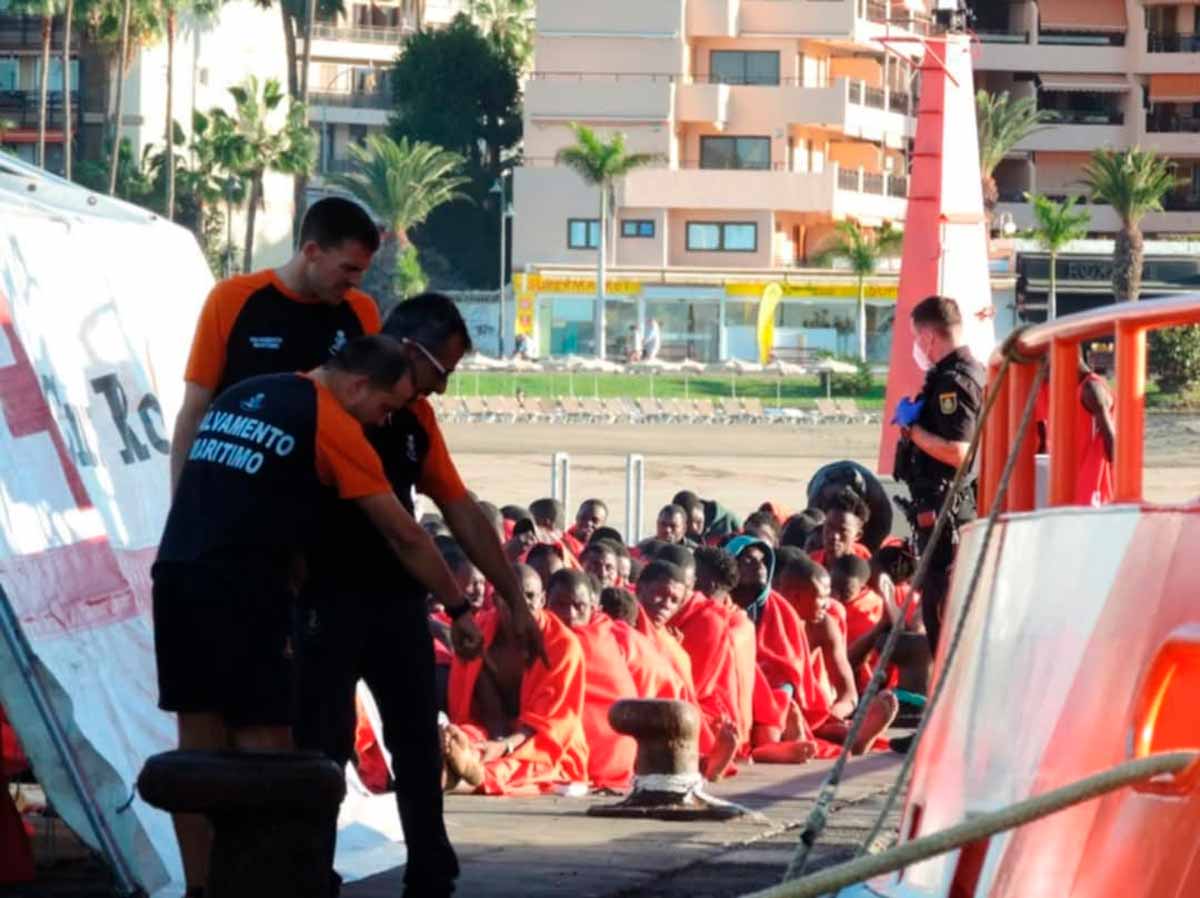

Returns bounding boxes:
[894,438,973,531]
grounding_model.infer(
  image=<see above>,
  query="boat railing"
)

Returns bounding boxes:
[979,293,1200,514]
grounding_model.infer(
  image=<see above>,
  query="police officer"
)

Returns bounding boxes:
[892,295,985,655]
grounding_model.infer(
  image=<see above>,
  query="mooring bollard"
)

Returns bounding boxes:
[138,750,344,898]
[587,699,760,822]
[625,453,645,543]
[551,451,571,512]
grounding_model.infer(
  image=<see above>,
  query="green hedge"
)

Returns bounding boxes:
[449,372,887,408]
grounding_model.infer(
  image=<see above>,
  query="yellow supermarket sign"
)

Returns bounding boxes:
[514,274,898,301]
[518,274,642,295]
[725,282,898,299]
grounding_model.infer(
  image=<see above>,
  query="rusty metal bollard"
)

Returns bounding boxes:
[588,699,761,822]
[138,750,344,898]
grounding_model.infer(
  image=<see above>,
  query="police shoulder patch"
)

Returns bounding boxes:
[939,392,958,415]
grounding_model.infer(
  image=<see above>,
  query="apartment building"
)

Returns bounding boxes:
[306,0,467,184]
[512,0,933,362]
[0,10,100,173]
[972,0,1200,236]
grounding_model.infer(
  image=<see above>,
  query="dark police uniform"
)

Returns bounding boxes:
[295,400,466,897]
[154,373,389,725]
[895,346,985,652]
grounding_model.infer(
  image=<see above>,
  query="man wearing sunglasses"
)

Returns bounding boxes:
[295,292,546,898]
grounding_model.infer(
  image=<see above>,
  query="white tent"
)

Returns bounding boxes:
[0,158,404,896]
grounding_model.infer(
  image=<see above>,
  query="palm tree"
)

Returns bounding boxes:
[815,220,904,362]
[206,76,316,271]
[61,0,73,178]
[251,0,342,235]
[469,0,533,69]
[328,134,469,301]
[89,0,162,194]
[976,90,1048,226]
[1083,148,1177,303]
[161,0,219,219]
[1023,193,1089,320]
[556,123,661,359]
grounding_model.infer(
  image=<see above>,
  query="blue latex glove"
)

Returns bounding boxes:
[892,397,925,427]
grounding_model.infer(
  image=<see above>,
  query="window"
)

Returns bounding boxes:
[349,125,369,146]
[0,57,18,92]
[621,219,655,238]
[568,219,601,249]
[710,50,780,86]
[700,136,771,170]
[32,58,79,92]
[686,222,758,253]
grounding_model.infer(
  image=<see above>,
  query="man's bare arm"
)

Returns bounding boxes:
[821,618,859,720]
[170,382,214,492]
[1080,379,1116,461]
[441,495,548,666]
[909,424,970,469]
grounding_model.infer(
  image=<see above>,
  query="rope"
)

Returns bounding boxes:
[745,751,1197,898]
[851,357,1048,864]
[782,352,1015,882]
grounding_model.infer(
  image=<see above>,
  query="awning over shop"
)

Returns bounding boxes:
[1150,74,1200,103]
[1039,73,1130,92]
[1038,0,1127,32]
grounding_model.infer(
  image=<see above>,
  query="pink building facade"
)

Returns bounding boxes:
[512,0,934,361]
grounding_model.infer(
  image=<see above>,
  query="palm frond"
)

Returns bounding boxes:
[556,122,663,187]
[1083,147,1178,228]
[328,134,470,236]
[813,219,903,275]
[977,90,1049,178]
[1023,193,1090,252]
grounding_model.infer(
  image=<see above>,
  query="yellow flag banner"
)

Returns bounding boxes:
[757,283,783,365]
[513,273,537,337]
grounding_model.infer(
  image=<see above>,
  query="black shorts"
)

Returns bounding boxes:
[152,561,293,728]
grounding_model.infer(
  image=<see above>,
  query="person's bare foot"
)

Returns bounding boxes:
[703,718,740,782]
[442,724,485,788]
[750,739,818,764]
[781,700,807,742]
[850,691,900,756]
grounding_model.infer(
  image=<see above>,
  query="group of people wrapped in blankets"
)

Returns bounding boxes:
[358,487,925,796]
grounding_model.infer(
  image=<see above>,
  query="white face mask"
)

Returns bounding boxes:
[912,338,934,372]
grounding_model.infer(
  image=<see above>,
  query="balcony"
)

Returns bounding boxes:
[617,163,906,222]
[1147,33,1200,54]
[996,198,1200,235]
[1039,29,1124,47]
[538,0,682,36]
[976,29,1030,44]
[1164,194,1200,212]
[310,90,390,109]
[308,91,390,127]
[311,23,411,44]
[0,90,81,132]
[526,74,675,122]
[0,15,68,50]
[1147,113,1200,134]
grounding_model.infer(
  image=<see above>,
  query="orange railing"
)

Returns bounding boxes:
[980,294,1200,515]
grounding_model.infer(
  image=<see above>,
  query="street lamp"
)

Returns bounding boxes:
[490,172,514,356]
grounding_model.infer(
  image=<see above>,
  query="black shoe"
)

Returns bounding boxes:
[889,734,913,755]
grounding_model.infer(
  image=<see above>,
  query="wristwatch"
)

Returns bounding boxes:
[446,599,473,621]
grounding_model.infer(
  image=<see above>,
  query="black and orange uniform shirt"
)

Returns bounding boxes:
[309,398,468,595]
[158,373,390,581]
[185,270,382,397]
